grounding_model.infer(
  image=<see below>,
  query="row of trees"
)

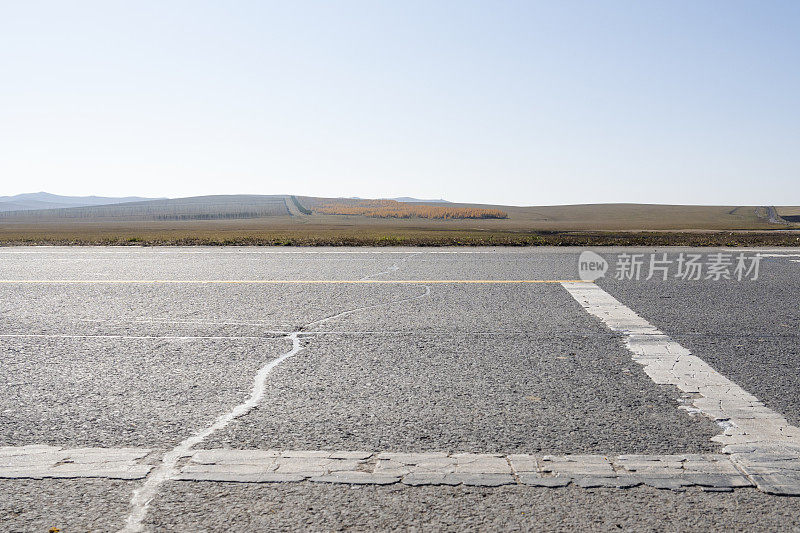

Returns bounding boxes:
[314,200,508,220]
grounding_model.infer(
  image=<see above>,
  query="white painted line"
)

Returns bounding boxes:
[0,249,519,255]
[305,286,430,329]
[0,279,580,283]
[560,281,800,495]
[0,446,754,490]
[0,445,152,480]
[359,252,419,281]
[0,331,637,339]
[10,314,297,328]
[178,449,751,489]
[0,334,288,340]
[0,247,794,255]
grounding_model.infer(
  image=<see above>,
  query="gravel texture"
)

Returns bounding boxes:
[0,478,132,532]
[206,331,719,454]
[144,481,800,532]
[0,337,290,448]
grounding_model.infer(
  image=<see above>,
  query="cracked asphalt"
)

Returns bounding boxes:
[0,336,291,448]
[0,246,798,531]
[206,331,718,454]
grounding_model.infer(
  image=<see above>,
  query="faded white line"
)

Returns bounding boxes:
[0,445,756,491]
[303,285,430,330]
[4,330,794,339]
[0,334,288,341]
[0,249,520,255]
[12,314,296,328]
[561,281,800,495]
[359,252,419,281]
[0,247,794,256]
[0,279,580,283]
[0,445,152,480]
[177,449,750,490]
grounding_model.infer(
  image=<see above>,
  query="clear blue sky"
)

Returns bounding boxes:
[1,1,798,206]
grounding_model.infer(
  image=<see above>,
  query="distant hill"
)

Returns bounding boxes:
[341,197,449,203]
[0,192,161,212]
[391,197,449,203]
[0,194,292,220]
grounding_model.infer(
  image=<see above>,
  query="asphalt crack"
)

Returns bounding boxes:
[120,265,429,531]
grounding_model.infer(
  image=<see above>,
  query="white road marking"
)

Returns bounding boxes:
[0,334,289,340]
[305,285,430,329]
[0,248,796,264]
[0,249,521,255]
[0,247,793,255]
[9,314,297,328]
[0,445,151,479]
[0,279,580,283]
[180,449,750,490]
[359,252,419,281]
[561,281,800,495]
[0,446,753,491]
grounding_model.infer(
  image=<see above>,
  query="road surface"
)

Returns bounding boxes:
[0,247,798,531]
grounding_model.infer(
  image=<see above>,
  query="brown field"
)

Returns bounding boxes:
[776,206,800,223]
[777,206,800,216]
[0,196,798,246]
[313,199,507,219]
[300,198,800,231]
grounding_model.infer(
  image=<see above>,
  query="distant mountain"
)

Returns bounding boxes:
[0,194,292,220]
[0,192,162,212]
[391,197,449,203]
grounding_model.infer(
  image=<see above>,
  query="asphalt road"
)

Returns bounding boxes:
[0,247,798,532]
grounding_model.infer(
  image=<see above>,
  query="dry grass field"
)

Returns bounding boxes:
[777,206,800,222]
[0,195,798,246]
[311,199,508,219]
[300,198,800,231]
